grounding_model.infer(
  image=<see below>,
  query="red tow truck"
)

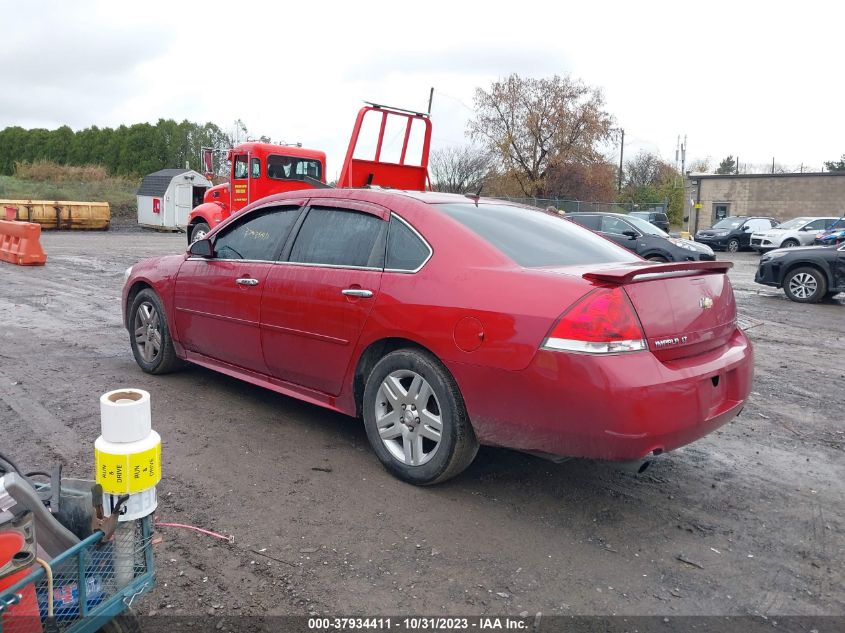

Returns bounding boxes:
[187,104,432,242]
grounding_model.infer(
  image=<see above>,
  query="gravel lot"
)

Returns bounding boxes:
[1,227,842,619]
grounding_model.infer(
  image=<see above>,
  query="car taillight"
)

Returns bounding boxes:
[541,287,647,354]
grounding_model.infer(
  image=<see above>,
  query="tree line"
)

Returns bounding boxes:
[0,119,232,178]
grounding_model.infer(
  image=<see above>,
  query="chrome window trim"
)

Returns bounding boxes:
[383,212,433,274]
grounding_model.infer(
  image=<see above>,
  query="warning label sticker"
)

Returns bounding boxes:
[95,442,161,494]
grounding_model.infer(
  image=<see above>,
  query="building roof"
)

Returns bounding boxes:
[137,168,190,197]
[688,171,845,180]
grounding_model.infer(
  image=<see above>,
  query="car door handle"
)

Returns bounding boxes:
[236,278,259,286]
[342,288,373,298]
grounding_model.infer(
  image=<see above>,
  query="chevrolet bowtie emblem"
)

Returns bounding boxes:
[700,297,714,309]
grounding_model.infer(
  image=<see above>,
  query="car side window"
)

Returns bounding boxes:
[601,216,635,235]
[386,215,430,272]
[214,206,299,261]
[568,215,601,230]
[804,219,827,230]
[289,207,386,268]
[233,155,248,179]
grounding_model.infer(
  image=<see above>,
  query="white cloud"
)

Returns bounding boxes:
[1,0,840,174]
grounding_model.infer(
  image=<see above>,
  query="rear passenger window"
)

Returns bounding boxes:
[214,206,300,261]
[568,215,601,230]
[386,216,430,272]
[289,207,386,268]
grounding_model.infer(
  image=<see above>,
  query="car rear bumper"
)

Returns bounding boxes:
[449,328,753,461]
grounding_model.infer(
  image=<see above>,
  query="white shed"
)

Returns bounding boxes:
[137,169,212,230]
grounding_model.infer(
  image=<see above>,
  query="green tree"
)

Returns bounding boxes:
[824,154,845,171]
[715,155,737,174]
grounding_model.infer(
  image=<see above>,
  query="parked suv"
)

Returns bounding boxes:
[629,210,670,232]
[694,216,778,252]
[566,212,715,262]
[750,216,839,252]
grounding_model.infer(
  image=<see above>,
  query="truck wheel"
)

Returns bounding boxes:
[362,349,478,485]
[190,222,211,243]
[783,267,827,303]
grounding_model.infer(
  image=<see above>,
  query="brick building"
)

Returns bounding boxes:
[686,171,845,231]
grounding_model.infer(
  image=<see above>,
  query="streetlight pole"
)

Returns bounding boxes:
[616,128,625,193]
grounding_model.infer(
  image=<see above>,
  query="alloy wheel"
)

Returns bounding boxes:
[788,273,817,299]
[374,370,443,466]
[727,239,739,252]
[133,301,162,362]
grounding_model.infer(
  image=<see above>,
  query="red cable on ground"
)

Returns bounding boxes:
[154,521,235,543]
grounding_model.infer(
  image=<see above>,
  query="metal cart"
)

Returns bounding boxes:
[0,516,154,633]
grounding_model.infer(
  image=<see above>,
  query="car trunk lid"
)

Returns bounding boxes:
[583,262,737,360]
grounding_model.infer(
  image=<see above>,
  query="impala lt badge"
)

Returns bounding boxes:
[700,297,714,309]
[654,336,689,348]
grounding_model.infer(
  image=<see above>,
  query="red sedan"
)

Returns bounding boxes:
[122,189,753,485]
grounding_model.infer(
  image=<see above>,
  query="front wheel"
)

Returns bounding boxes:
[781,238,800,248]
[647,255,668,263]
[362,349,478,485]
[190,222,211,243]
[783,267,827,303]
[129,289,185,374]
[726,238,740,253]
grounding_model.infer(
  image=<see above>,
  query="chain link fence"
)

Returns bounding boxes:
[491,197,668,215]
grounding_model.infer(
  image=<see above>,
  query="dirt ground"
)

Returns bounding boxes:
[1,225,842,620]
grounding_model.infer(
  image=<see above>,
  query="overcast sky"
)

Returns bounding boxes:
[1,0,840,179]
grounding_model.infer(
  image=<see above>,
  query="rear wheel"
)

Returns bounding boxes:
[783,267,827,303]
[781,238,799,248]
[726,238,740,253]
[190,222,211,243]
[129,289,185,374]
[362,349,478,485]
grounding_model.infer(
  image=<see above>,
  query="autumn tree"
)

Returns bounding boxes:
[620,151,684,224]
[545,162,617,201]
[715,155,737,174]
[429,146,492,194]
[468,74,614,197]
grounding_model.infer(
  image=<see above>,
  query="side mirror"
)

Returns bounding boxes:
[622,230,638,239]
[188,238,214,258]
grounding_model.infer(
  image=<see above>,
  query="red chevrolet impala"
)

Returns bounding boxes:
[122,189,753,484]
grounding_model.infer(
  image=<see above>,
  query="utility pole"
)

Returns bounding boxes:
[617,128,625,193]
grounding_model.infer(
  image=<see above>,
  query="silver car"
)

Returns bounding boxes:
[750,216,839,252]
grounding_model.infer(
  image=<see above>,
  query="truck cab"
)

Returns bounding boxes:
[187,142,327,242]
[187,104,432,243]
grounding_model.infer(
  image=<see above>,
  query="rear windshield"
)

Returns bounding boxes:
[436,203,638,267]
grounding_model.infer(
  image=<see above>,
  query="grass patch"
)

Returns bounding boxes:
[0,161,139,217]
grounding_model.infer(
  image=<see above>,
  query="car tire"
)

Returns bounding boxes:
[362,349,478,485]
[129,288,185,374]
[726,238,740,253]
[781,239,799,248]
[190,222,211,243]
[783,267,827,303]
[647,255,668,263]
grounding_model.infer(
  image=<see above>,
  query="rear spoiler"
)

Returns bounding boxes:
[583,261,732,284]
